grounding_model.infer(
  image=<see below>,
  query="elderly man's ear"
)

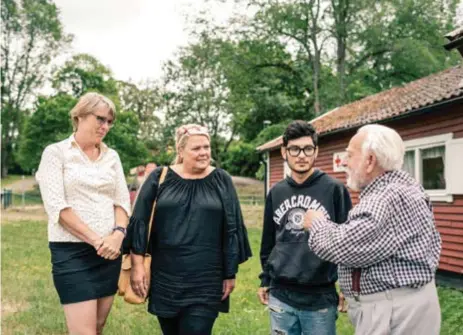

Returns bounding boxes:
[366,152,378,174]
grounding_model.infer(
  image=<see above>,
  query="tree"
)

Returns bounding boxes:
[344,0,460,95]
[247,0,329,115]
[456,1,463,26]
[253,122,288,146]
[327,0,362,104]
[116,80,162,143]
[221,38,312,141]
[161,33,235,165]
[17,94,75,172]
[208,0,460,113]
[221,141,261,177]
[1,0,72,177]
[104,112,149,174]
[53,53,118,99]
[17,94,149,175]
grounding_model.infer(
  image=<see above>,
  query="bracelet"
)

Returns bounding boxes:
[112,226,127,237]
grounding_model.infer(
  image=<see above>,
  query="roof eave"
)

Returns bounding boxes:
[256,94,463,153]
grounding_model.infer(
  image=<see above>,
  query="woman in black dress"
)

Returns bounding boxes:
[126,124,252,335]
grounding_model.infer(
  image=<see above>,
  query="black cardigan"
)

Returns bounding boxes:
[123,166,252,278]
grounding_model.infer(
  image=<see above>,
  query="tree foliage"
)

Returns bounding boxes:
[17,94,75,172]
[1,0,72,176]
[104,112,149,174]
[117,80,162,144]
[5,0,462,179]
[53,53,118,99]
[17,93,149,175]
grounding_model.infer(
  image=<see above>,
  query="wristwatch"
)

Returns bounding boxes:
[112,226,127,237]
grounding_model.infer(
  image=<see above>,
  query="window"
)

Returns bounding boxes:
[283,161,291,177]
[403,150,415,178]
[421,146,445,190]
[403,133,457,202]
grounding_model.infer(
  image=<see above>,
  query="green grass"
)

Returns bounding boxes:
[235,183,264,198]
[1,175,23,187]
[438,286,463,335]
[236,183,265,206]
[2,221,462,334]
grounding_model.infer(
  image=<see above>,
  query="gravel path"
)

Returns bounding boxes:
[3,177,37,192]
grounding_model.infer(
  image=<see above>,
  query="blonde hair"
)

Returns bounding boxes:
[174,124,210,164]
[70,92,116,131]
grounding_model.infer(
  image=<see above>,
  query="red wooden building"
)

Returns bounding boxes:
[257,65,463,283]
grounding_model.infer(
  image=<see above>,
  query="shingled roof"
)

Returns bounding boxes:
[257,65,463,152]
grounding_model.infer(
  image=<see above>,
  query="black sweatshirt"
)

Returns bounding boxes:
[259,169,352,310]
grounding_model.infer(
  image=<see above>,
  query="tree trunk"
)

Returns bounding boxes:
[332,0,351,105]
[337,36,346,104]
[308,0,322,116]
[313,70,321,115]
[312,47,322,116]
[1,115,11,178]
[1,151,9,178]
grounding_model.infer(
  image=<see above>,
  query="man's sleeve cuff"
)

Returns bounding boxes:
[311,216,329,232]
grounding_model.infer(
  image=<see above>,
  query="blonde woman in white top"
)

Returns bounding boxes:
[36,92,131,335]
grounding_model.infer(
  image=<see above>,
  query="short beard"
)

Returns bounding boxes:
[346,177,361,192]
[346,171,367,192]
[287,159,315,176]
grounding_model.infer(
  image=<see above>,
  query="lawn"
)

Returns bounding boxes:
[2,219,463,335]
[1,175,23,187]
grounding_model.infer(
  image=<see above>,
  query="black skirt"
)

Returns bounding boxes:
[49,242,121,305]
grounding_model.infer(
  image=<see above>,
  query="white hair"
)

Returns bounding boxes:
[357,124,405,171]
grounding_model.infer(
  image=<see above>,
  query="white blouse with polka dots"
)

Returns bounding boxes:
[36,135,131,242]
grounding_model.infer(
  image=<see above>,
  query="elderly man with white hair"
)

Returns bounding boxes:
[303,124,442,335]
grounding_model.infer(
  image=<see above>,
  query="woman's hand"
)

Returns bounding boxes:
[221,279,235,301]
[92,237,104,251]
[131,263,148,298]
[338,291,348,313]
[97,232,124,260]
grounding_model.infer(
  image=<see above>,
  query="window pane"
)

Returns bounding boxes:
[403,150,415,178]
[284,161,291,177]
[421,146,445,190]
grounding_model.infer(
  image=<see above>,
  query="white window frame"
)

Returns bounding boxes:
[266,152,270,194]
[403,133,453,203]
[283,161,291,178]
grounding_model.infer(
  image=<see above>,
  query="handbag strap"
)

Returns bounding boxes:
[145,166,168,253]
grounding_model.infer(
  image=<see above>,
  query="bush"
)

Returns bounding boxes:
[221,141,261,177]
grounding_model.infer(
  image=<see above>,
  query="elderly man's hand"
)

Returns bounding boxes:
[303,210,325,230]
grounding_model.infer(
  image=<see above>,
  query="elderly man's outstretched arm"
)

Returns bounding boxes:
[305,196,398,268]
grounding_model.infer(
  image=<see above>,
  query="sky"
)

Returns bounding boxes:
[53,0,241,84]
[52,0,463,84]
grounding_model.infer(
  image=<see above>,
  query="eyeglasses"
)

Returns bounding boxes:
[92,113,114,128]
[287,145,316,157]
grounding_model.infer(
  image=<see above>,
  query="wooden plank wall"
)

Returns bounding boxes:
[267,101,463,274]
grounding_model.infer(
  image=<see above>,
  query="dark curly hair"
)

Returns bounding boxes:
[282,120,318,147]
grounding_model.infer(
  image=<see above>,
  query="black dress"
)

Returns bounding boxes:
[125,167,252,318]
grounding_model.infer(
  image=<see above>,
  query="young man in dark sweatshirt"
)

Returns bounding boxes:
[258,121,352,335]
